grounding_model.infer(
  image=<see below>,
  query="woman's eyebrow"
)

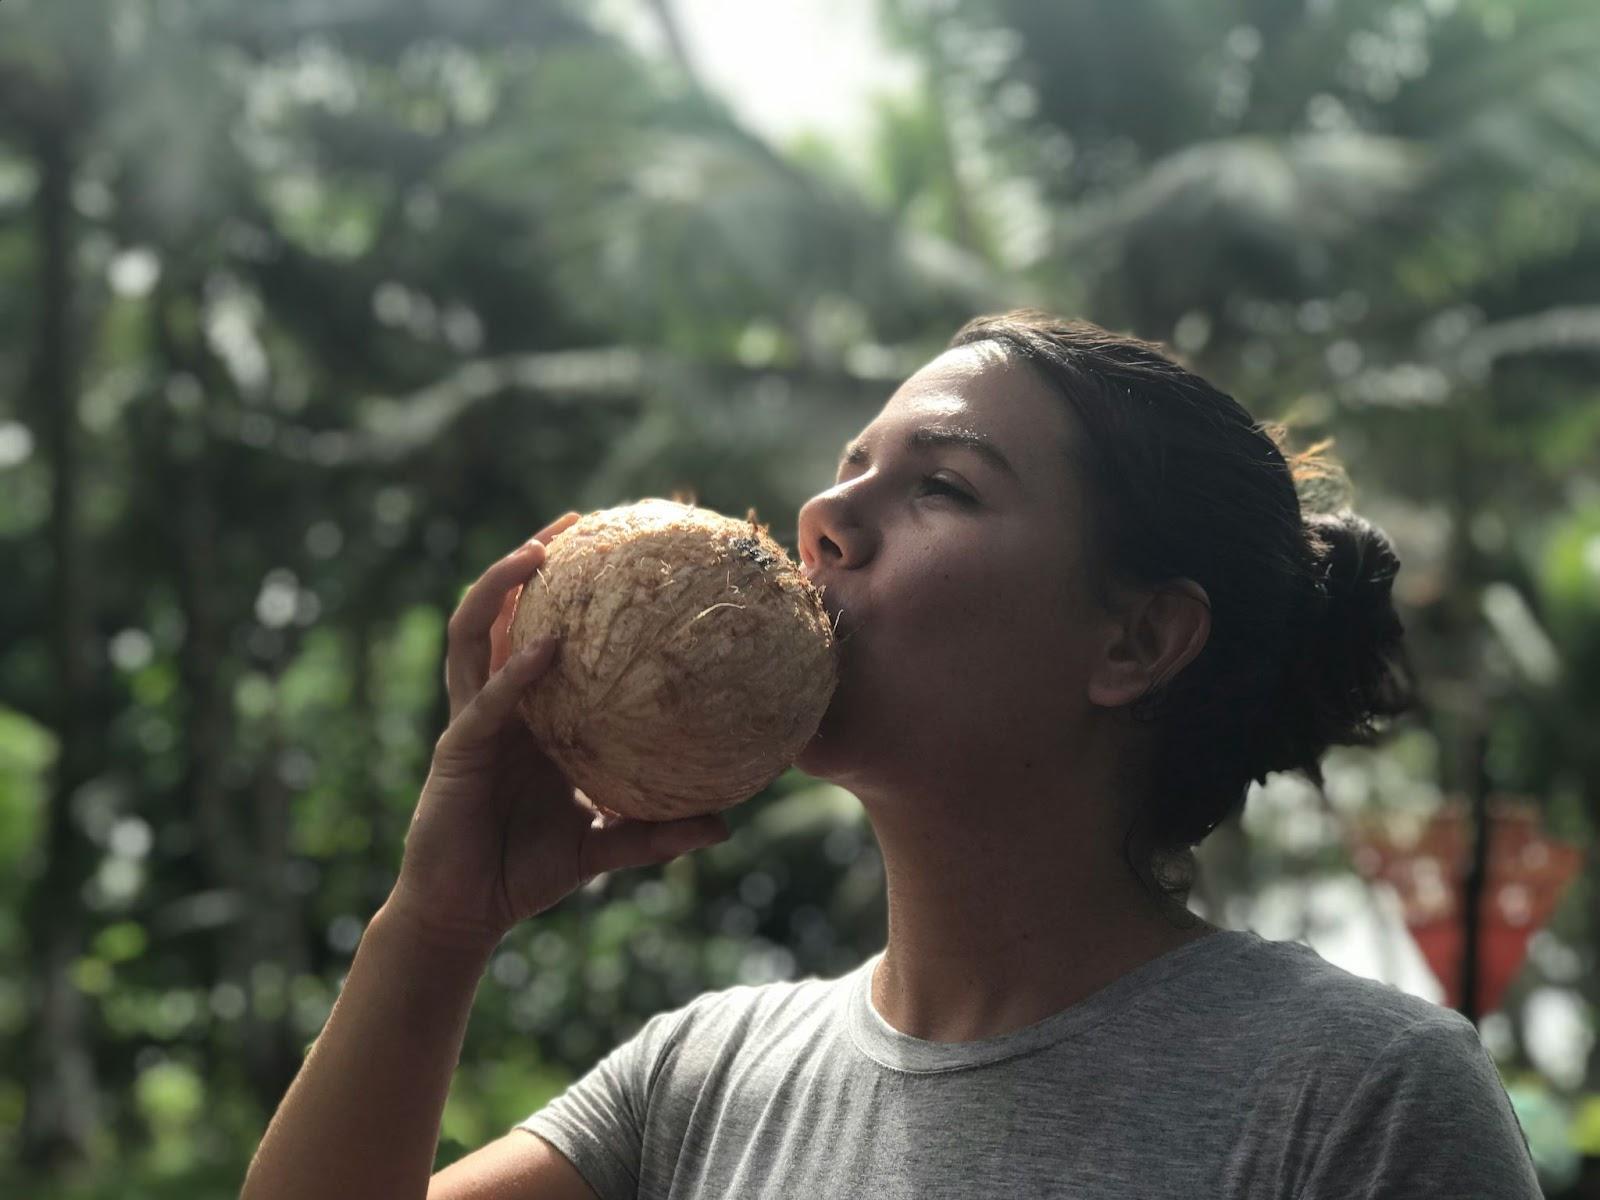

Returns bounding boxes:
[837,425,1020,483]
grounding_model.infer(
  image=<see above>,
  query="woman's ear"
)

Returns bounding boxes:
[1086,580,1211,708]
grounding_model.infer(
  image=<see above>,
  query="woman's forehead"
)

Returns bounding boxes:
[835,346,1079,513]
[900,342,1013,392]
[874,346,1074,458]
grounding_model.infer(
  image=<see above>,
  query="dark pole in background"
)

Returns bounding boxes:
[1459,727,1492,1025]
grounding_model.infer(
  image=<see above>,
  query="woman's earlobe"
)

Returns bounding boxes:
[1086,670,1155,709]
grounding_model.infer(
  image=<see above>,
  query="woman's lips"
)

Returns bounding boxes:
[802,567,855,642]
[819,588,851,640]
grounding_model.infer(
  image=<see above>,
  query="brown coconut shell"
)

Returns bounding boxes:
[507,498,839,822]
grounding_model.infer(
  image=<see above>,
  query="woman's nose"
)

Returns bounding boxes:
[799,490,864,577]
[797,495,840,573]
[801,535,841,581]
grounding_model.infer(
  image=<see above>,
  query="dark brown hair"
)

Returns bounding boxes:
[948,310,1416,905]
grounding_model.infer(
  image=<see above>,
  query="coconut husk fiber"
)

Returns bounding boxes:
[507,498,839,821]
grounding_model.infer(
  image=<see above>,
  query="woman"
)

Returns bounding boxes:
[242,312,1541,1199]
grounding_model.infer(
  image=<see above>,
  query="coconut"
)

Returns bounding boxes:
[506,498,839,822]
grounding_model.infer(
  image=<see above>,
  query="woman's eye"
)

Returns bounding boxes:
[920,476,974,504]
[830,468,974,506]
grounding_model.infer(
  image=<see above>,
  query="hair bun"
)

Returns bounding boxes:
[1255,511,1416,781]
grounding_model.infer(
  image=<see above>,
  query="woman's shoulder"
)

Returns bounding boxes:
[1205,928,1476,1066]
[1194,932,1539,1196]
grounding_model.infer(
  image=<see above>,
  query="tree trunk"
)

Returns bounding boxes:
[240,717,312,1106]
[17,127,102,1171]
[642,0,700,86]
[144,286,250,1067]
[151,285,314,1115]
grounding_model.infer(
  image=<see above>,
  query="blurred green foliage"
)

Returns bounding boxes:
[2,0,1598,1195]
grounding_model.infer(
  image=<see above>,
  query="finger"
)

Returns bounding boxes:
[489,582,524,675]
[445,544,543,714]
[440,636,560,756]
[445,513,582,714]
[492,515,581,673]
[535,511,583,543]
[579,814,732,880]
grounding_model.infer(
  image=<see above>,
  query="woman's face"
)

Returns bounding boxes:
[793,343,1111,791]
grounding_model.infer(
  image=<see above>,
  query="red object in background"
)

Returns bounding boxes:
[1345,798,1586,1015]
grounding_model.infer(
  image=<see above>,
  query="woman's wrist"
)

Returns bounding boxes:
[370,895,507,967]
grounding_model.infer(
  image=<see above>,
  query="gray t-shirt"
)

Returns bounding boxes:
[514,928,1540,1198]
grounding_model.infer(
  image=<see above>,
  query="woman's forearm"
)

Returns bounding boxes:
[240,902,500,1200]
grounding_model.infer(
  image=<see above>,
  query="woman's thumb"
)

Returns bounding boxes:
[440,637,559,754]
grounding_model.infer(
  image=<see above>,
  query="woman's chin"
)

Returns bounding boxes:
[793,681,851,777]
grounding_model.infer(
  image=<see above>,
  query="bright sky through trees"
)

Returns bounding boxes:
[598,0,920,173]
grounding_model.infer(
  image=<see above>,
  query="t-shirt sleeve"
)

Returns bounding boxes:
[1297,1010,1542,1199]
[512,999,702,1200]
